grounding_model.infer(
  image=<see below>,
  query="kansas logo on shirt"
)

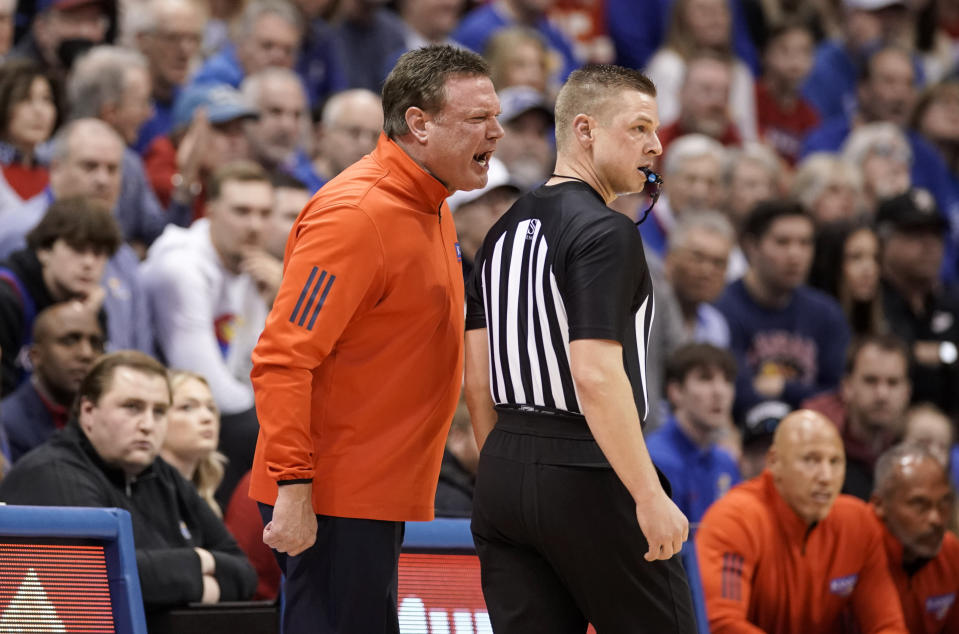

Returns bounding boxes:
[828,574,858,597]
[290,266,336,331]
[214,313,239,357]
[926,593,955,620]
[455,241,462,263]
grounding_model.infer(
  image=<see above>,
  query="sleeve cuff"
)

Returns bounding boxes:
[277,478,313,486]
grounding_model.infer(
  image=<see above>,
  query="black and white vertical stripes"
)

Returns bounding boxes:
[481,219,580,413]
[478,216,655,419]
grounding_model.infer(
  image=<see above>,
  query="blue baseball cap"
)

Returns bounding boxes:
[172,83,259,133]
[497,86,554,125]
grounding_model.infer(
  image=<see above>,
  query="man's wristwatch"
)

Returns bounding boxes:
[939,341,957,365]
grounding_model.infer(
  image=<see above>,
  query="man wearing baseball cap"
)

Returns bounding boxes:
[144,83,259,219]
[11,0,110,74]
[879,188,959,416]
[494,85,555,190]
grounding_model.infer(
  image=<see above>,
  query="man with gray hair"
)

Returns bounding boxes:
[801,46,958,258]
[250,45,502,633]
[68,45,191,247]
[872,443,959,633]
[666,211,735,346]
[639,133,727,258]
[0,118,154,354]
[129,0,206,153]
[312,88,383,182]
[190,0,302,91]
[241,68,323,192]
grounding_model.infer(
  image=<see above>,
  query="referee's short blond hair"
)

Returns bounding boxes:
[554,65,657,153]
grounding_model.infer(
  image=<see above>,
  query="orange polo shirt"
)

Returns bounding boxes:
[878,518,959,633]
[249,134,465,521]
[696,471,908,634]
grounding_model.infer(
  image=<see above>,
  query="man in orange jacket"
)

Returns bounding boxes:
[696,409,908,633]
[872,443,959,633]
[248,45,504,633]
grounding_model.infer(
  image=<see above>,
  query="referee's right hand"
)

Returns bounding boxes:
[264,482,318,557]
[635,493,690,561]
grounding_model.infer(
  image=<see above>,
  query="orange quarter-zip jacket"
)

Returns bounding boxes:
[696,471,908,634]
[878,515,959,634]
[249,133,465,521]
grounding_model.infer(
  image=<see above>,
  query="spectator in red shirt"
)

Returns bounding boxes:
[756,20,819,165]
[143,83,258,219]
[657,52,743,156]
[0,61,59,212]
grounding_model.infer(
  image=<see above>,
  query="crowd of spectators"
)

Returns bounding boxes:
[0,0,957,628]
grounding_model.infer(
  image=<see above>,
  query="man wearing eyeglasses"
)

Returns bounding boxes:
[130,0,205,154]
[464,64,695,632]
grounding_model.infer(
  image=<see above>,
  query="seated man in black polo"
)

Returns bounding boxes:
[0,351,257,609]
[879,189,959,417]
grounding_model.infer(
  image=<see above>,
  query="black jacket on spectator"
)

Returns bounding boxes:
[0,420,257,608]
[0,249,108,396]
[0,249,56,395]
[882,280,959,416]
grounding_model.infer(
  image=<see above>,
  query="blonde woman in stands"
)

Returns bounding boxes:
[161,370,227,516]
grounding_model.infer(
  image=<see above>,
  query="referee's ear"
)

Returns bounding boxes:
[572,113,594,149]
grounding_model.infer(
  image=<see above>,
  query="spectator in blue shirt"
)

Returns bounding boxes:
[190,0,302,94]
[716,198,850,425]
[241,68,324,193]
[453,0,580,84]
[801,47,957,241]
[646,342,741,523]
[129,0,207,155]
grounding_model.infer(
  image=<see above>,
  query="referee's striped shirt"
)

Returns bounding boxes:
[465,181,656,424]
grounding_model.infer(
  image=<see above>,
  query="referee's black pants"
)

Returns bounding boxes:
[471,410,696,634]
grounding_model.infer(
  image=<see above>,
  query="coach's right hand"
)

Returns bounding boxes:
[635,493,689,562]
[263,482,317,556]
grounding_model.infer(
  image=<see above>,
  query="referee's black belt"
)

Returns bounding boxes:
[494,405,596,440]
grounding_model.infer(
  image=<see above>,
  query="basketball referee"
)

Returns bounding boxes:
[464,65,696,632]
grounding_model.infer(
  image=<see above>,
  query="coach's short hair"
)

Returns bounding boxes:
[381,45,490,139]
[554,64,656,153]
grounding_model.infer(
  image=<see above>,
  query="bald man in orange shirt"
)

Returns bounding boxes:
[696,410,908,633]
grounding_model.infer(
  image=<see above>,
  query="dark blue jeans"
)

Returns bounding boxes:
[258,503,404,634]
